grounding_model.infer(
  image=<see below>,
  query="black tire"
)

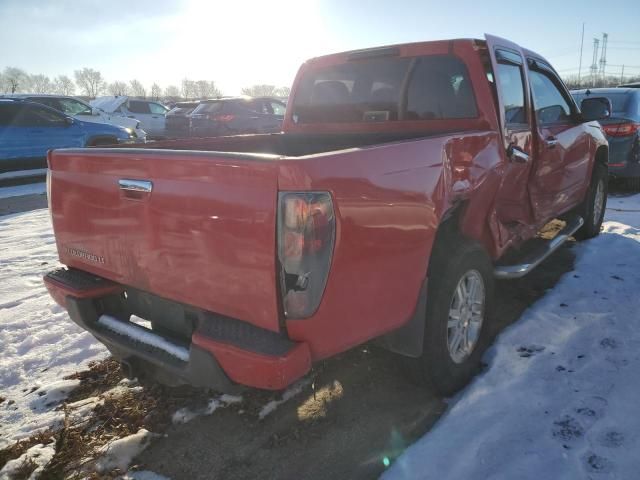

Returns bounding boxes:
[575,162,608,240]
[407,240,494,396]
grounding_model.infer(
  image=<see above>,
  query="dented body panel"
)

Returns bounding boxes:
[45,36,608,390]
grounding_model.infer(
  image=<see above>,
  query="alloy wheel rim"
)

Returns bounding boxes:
[447,269,485,364]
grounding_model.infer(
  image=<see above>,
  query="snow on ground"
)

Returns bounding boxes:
[171,394,243,425]
[94,429,157,473]
[258,379,311,420]
[0,182,46,200]
[0,440,56,480]
[384,194,640,480]
[0,209,107,447]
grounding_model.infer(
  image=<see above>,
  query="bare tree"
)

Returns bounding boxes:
[108,81,129,96]
[53,75,75,95]
[241,85,278,97]
[275,86,291,97]
[164,85,180,99]
[150,83,162,101]
[181,79,196,100]
[30,74,53,94]
[195,80,222,99]
[74,68,106,98]
[129,79,146,98]
[3,67,30,93]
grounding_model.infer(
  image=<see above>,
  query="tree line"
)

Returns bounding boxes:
[0,66,291,101]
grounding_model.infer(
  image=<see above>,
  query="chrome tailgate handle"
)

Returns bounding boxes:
[119,179,153,193]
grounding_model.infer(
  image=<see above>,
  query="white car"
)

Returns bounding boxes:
[7,94,147,141]
[91,96,169,138]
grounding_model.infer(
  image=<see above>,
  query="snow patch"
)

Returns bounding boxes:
[171,394,243,425]
[259,379,310,420]
[384,194,640,480]
[120,471,172,480]
[97,315,189,362]
[0,209,107,447]
[95,429,156,474]
[0,440,56,479]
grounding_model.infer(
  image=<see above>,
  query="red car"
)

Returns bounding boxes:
[44,35,610,395]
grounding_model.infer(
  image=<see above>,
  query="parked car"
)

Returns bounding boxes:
[44,35,610,396]
[571,88,639,182]
[0,99,137,174]
[618,82,640,88]
[190,97,286,137]
[90,96,168,138]
[166,101,200,138]
[3,94,147,141]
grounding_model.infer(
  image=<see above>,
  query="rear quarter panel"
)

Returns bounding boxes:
[279,131,503,359]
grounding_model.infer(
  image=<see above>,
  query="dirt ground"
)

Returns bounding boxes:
[5,186,632,479]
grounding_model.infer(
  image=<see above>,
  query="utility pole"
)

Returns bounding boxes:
[590,38,600,87]
[620,65,625,85]
[578,23,585,86]
[599,33,608,85]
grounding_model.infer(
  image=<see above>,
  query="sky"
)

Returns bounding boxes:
[0,0,639,95]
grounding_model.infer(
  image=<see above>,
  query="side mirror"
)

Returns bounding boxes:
[581,97,612,122]
[92,107,101,116]
[64,116,75,126]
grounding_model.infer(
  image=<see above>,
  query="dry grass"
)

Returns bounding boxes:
[2,358,221,478]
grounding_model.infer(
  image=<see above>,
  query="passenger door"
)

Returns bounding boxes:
[485,35,536,229]
[0,103,30,171]
[526,62,591,220]
[126,101,155,134]
[148,102,168,136]
[18,104,85,155]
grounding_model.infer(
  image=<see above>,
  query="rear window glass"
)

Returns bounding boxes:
[292,55,477,124]
[572,92,631,113]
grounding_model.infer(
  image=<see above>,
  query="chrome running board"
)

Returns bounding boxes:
[494,216,584,279]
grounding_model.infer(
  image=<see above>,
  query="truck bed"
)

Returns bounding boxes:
[119,131,443,157]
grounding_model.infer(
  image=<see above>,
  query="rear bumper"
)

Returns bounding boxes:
[44,268,311,392]
[608,161,640,178]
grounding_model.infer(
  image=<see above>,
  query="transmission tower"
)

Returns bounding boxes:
[590,38,600,86]
[598,33,608,84]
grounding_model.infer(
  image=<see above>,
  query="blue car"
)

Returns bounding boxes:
[0,98,137,174]
[571,88,640,181]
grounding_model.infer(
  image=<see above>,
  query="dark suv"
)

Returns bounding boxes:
[572,88,640,181]
[190,97,286,137]
[166,101,200,138]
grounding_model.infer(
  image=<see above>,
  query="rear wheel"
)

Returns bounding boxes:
[575,163,607,240]
[407,240,494,396]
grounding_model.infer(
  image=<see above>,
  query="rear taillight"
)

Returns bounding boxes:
[277,192,335,319]
[213,114,235,123]
[602,123,640,137]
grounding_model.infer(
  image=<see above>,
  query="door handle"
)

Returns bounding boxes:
[545,136,558,148]
[118,179,153,193]
[507,145,530,163]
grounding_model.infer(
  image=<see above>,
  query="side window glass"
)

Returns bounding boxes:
[128,101,151,114]
[529,70,572,124]
[149,103,167,115]
[16,106,67,127]
[496,62,527,126]
[271,101,286,116]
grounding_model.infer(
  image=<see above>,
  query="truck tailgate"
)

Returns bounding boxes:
[48,148,281,332]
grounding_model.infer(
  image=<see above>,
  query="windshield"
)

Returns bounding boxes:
[292,55,477,124]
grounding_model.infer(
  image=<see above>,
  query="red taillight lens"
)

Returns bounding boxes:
[277,192,335,319]
[602,123,640,137]
[213,114,235,123]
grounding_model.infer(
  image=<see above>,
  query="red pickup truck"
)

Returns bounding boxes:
[44,35,611,395]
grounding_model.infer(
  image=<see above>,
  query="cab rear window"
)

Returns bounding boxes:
[292,55,478,124]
